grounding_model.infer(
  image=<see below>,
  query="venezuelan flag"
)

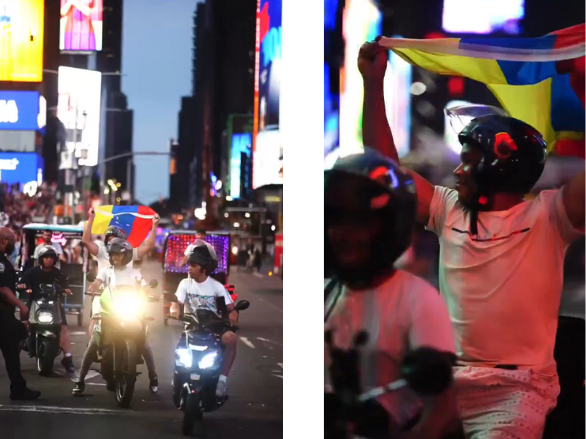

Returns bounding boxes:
[90,205,157,248]
[380,24,586,158]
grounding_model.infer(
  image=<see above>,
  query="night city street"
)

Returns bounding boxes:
[0,263,283,439]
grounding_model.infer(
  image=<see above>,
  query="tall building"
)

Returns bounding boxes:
[190,0,256,206]
[171,0,256,211]
[39,0,134,202]
[170,96,197,209]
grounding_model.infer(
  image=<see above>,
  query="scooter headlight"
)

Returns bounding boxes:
[37,311,54,324]
[114,294,144,319]
[198,351,218,370]
[175,348,193,368]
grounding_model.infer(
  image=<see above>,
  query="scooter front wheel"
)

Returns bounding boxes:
[115,340,137,408]
[37,340,58,376]
[182,393,203,436]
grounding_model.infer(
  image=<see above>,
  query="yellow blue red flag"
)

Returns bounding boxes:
[380,24,586,158]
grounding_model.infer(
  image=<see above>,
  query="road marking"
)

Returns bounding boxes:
[239,337,255,349]
[271,374,283,379]
[257,337,282,346]
[252,272,264,278]
[0,405,121,416]
[70,332,86,336]
[70,370,101,382]
[256,298,283,313]
[87,383,106,386]
[278,363,283,368]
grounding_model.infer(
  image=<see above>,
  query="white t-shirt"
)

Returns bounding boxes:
[324,270,455,426]
[34,242,64,269]
[426,187,583,374]
[92,241,139,316]
[175,276,233,316]
[92,266,146,315]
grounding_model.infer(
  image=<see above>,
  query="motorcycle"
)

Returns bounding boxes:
[166,292,250,437]
[325,330,464,439]
[17,283,69,376]
[84,279,160,408]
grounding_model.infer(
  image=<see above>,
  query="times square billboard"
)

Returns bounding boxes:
[0,0,45,82]
[253,0,283,189]
[57,67,102,167]
[59,0,104,52]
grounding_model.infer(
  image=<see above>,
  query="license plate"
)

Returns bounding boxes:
[190,374,200,381]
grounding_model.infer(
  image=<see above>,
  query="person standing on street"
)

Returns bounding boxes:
[0,227,41,400]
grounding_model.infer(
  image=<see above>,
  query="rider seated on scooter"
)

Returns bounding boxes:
[171,240,238,399]
[72,238,159,395]
[18,246,75,374]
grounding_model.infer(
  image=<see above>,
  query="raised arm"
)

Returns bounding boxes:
[562,170,585,229]
[136,214,160,259]
[82,208,99,256]
[359,40,436,225]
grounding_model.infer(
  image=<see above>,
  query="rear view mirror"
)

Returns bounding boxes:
[234,300,250,312]
[163,292,178,303]
[149,279,159,289]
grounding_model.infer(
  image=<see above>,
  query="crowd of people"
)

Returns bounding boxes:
[324,39,585,439]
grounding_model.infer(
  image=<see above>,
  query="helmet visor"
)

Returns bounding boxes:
[445,104,509,137]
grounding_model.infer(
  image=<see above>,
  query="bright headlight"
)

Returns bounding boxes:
[198,351,218,370]
[113,294,143,318]
[176,348,193,368]
[37,312,53,324]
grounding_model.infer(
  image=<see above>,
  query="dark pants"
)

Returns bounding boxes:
[543,316,585,439]
[0,311,28,394]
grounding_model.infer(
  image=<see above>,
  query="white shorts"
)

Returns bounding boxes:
[454,366,560,439]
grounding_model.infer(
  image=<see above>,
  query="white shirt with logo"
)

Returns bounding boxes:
[175,276,233,316]
[426,187,583,374]
[325,270,455,426]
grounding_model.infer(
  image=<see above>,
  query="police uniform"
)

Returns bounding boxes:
[0,251,28,395]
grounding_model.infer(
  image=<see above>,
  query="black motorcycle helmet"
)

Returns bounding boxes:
[459,115,547,195]
[37,246,58,266]
[325,148,417,284]
[107,238,133,266]
[105,226,127,244]
[187,239,218,274]
[455,112,547,234]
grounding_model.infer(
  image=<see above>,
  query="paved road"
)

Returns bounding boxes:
[0,264,283,438]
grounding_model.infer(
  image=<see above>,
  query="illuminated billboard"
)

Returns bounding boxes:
[339,0,381,156]
[253,0,283,189]
[0,91,46,131]
[59,0,103,52]
[57,67,102,167]
[0,0,44,82]
[231,133,252,199]
[442,0,524,34]
[0,152,43,185]
[384,47,412,158]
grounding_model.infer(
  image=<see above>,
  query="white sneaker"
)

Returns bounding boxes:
[216,376,228,398]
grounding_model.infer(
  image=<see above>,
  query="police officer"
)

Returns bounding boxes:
[0,227,41,400]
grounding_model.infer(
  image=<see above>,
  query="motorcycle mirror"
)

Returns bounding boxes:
[234,300,250,311]
[148,279,159,289]
[86,273,96,283]
[400,347,454,396]
[163,292,178,303]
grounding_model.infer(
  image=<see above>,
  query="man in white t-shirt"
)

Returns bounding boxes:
[171,240,238,399]
[73,238,159,395]
[359,41,584,438]
[34,230,67,269]
[324,150,460,439]
[82,208,159,323]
